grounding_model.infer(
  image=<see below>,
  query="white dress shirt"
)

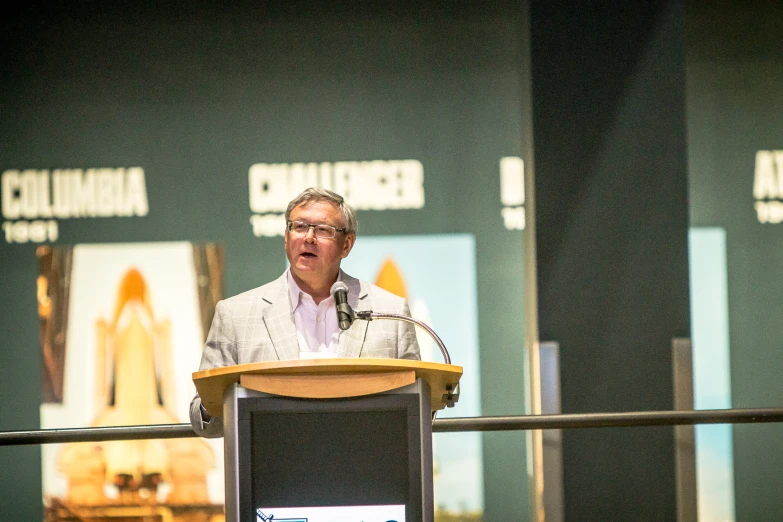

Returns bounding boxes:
[287,270,341,357]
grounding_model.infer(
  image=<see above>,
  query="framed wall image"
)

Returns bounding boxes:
[39,242,225,521]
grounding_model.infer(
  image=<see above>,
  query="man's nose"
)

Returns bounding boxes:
[304,226,318,242]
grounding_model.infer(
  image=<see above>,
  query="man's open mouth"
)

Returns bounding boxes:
[300,252,317,258]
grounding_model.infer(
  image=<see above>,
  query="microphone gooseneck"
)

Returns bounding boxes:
[355,310,451,365]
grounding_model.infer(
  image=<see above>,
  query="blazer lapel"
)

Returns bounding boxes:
[262,273,300,361]
[337,271,369,358]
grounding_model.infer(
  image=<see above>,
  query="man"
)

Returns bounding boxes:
[190,187,420,437]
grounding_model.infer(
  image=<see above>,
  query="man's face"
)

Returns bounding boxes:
[284,201,355,287]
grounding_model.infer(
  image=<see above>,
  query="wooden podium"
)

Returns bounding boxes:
[193,358,462,522]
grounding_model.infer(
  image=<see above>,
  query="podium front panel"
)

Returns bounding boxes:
[223,379,433,522]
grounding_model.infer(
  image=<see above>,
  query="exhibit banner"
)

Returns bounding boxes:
[0,5,532,520]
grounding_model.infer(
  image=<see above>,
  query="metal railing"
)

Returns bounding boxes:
[2,407,783,446]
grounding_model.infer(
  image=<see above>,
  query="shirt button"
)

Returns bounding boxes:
[316,316,322,322]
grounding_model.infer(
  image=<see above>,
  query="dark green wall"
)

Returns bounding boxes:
[530,1,690,520]
[686,1,783,519]
[0,2,532,520]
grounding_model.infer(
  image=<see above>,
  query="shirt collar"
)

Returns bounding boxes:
[287,269,304,311]
[286,268,341,310]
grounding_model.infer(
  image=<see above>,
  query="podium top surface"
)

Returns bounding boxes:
[193,358,463,415]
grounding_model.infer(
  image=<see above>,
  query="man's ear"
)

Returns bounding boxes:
[341,233,356,258]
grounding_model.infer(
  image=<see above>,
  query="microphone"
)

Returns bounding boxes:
[330,281,354,331]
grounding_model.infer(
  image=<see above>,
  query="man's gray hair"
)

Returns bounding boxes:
[285,187,358,234]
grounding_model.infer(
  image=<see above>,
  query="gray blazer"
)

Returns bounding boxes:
[190,270,420,437]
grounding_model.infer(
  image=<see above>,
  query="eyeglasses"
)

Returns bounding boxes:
[287,220,347,239]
